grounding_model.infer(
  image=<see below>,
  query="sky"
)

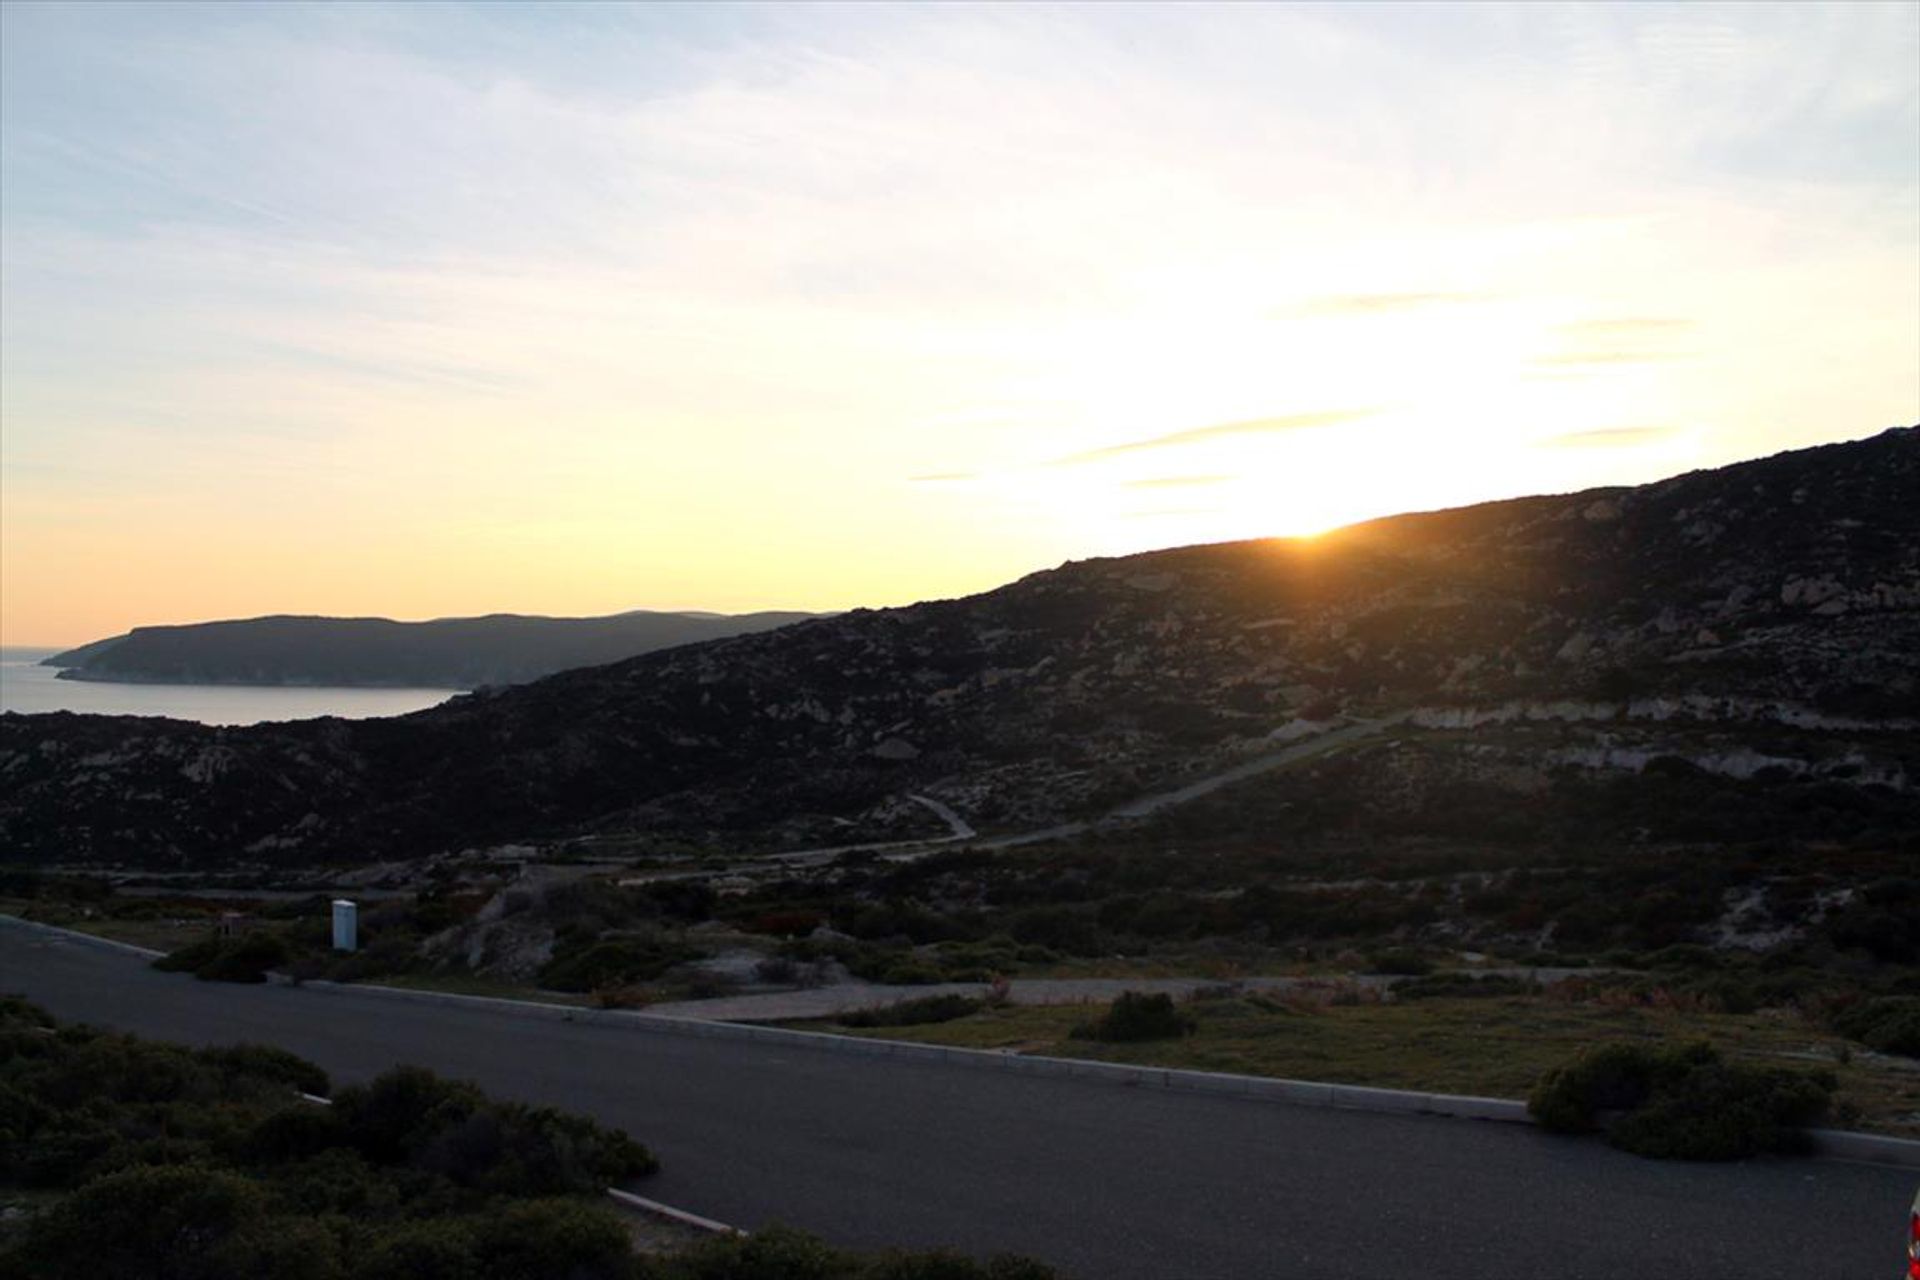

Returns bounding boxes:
[1,2,1915,646]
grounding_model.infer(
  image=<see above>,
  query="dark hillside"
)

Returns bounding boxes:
[3,427,1913,868]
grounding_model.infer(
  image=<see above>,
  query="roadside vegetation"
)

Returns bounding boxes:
[806,984,1918,1141]
[0,999,1058,1279]
[1528,1040,1835,1160]
[4,738,1914,1134]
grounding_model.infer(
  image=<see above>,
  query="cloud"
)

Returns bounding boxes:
[1302,292,1487,315]
[908,471,976,484]
[1539,426,1679,449]
[1122,474,1229,489]
[1124,506,1222,519]
[1532,350,1693,367]
[1057,409,1376,465]
[1556,316,1692,338]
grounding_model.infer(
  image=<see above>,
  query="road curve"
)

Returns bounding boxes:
[1,924,1907,1280]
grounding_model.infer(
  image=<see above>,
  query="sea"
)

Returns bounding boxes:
[0,647,457,726]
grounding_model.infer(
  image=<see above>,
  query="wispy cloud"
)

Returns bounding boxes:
[1302,292,1487,315]
[1057,409,1376,465]
[1540,426,1679,449]
[2,2,1914,642]
[1557,316,1692,338]
[1123,474,1229,489]
[1533,350,1694,368]
[1124,506,1222,519]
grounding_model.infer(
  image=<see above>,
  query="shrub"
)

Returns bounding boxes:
[356,1218,482,1280]
[754,956,800,985]
[1608,1062,1833,1160]
[154,931,292,984]
[0,994,54,1029]
[152,935,226,973]
[1393,973,1533,1001]
[838,994,982,1028]
[1069,991,1194,1043]
[8,1163,266,1279]
[332,1065,656,1193]
[242,1105,345,1164]
[875,958,949,986]
[1365,950,1434,976]
[324,934,418,983]
[682,970,740,1000]
[539,938,689,993]
[205,1214,344,1280]
[475,1198,636,1280]
[1832,996,1920,1057]
[1529,1041,1833,1160]
[200,1042,331,1098]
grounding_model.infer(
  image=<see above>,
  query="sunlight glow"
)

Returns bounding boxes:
[1,3,1914,643]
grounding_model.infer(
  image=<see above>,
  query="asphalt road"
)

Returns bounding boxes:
[3,923,1910,1280]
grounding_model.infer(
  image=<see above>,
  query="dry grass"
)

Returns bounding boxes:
[808,993,1920,1138]
[1,901,211,953]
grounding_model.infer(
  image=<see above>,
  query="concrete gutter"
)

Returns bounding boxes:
[606,1187,743,1236]
[10,914,1918,1169]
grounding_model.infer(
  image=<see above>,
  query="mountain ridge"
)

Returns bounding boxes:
[3,426,1914,869]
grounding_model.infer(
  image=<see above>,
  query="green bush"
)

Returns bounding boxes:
[838,994,982,1029]
[1608,1062,1833,1160]
[1069,991,1193,1043]
[539,937,691,992]
[354,1218,482,1280]
[0,1008,1057,1280]
[154,931,290,983]
[205,1214,345,1280]
[332,1065,657,1193]
[201,1042,331,1098]
[474,1198,636,1280]
[323,934,418,983]
[8,1163,267,1279]
[1366,950,1434,976]
[874,958,950,986]
[152,935,226,973]
[1832,996,1920,1057]
[1529,1041,1834,1159]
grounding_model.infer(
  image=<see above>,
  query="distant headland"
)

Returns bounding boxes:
[42,609,820,690]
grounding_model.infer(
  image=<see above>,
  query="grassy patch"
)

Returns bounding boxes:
[805,994,1920,1137]
[0,901,208,953]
